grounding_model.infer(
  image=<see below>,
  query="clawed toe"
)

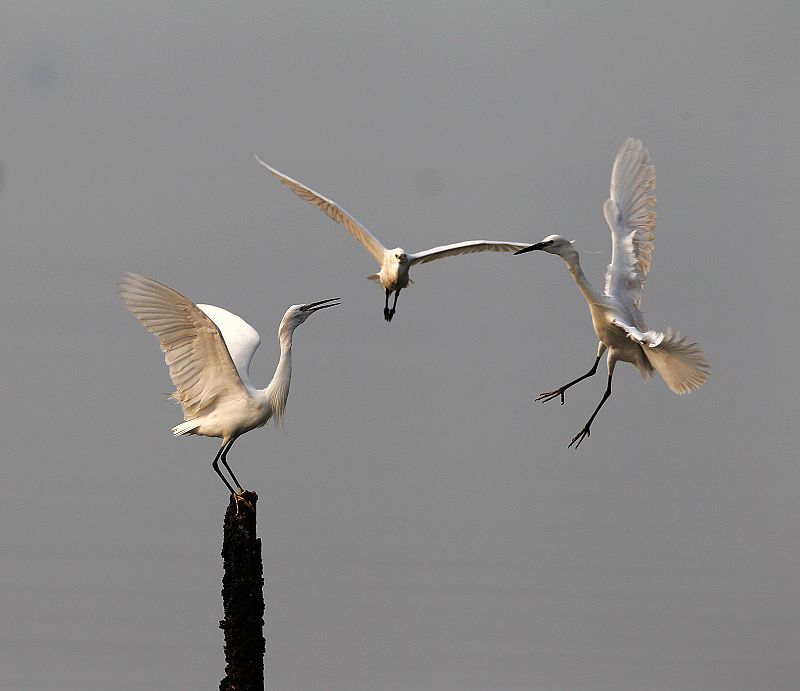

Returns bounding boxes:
[568,426,590,449]
[536,389,565,404]
[232,490,254,514]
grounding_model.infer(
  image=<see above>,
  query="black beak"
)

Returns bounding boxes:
[302,298,341,313]
[514,242,547,255]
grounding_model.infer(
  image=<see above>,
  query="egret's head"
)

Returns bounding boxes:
[514,235,576,259]
[280,298,340,335]
[391,248,409,264]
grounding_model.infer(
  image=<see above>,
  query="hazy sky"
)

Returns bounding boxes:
[1,2,798,690]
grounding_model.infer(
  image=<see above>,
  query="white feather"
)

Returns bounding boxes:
[603,137,656,321]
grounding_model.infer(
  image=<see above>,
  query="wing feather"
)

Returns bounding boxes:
[409,240,530,266]
[196,304,261,389]
[254,155,387,265]
[118,273,250,420]
[603,138,656,316]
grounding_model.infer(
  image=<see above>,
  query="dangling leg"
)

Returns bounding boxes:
[537,343,607,404]
[220,438,244,493]
[383,288,392,321]
[569,358,615,449]
[212,439,237,494]
[386,289,400,322]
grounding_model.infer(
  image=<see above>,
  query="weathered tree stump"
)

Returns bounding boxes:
[219,491,265,691]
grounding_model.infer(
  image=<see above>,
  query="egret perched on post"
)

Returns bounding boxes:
[515,138,709,448]
[118,273,339,494]
[254,155,529,322]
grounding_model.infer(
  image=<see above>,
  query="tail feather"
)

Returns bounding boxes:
[172,420,199,437]
[644,328,709,394]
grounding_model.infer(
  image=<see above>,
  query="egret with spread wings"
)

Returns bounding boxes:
[515,139,709,448]
[254,155,529,322]
[118,273,339,494]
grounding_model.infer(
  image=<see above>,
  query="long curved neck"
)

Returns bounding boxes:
[562,251,604,307]
[264,326,295,426]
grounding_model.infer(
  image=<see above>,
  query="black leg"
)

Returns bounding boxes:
[569,372,613,449]
[537,354,602,404]
[220,438,244,492]
[383,288,392,321]
[386,289,400,322]
[212,439,237,494]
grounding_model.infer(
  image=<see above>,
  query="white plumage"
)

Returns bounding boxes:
[118,272,339,493]
[254,154,530,322]
[515,138,709,447]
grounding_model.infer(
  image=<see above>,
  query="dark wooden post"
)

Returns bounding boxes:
[219,490,266,691]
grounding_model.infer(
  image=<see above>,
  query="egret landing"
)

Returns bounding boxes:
[515,139,709,448]
[118,273,339,495]
[254,155,530,322]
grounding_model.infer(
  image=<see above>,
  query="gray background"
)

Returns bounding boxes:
[1,2,798,689]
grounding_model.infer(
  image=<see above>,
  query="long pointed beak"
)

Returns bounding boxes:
[514,242,546,255]
[302,297,341,313]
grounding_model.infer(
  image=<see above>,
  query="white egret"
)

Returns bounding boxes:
[254,155,529,322]
[515,138,709,448]
[118,273,339,494]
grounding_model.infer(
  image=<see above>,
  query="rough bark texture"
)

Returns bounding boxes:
[219,491,265,691]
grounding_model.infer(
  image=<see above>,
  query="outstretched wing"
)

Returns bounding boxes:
[118,273,251,420]
[603,138,656,316]
[408,240,530,266]
[196,304,261,390]
[254,155,387,265]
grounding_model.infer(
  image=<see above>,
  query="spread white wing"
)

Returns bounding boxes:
[118,273,252,419]
[195,304,261,390]
[409,240,530,266]
[603,138,656,319]
[254,155,387,265]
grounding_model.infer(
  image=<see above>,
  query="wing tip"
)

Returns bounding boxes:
[252,153,273,172]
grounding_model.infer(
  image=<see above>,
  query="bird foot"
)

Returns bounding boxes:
[384,308,395,322]
[568,425,591,449]
[232,489,253,514]
[536,388,566,405]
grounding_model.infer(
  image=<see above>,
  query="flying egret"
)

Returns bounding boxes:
[254,154,529,322]
[515,138,709,448]
[118,272,339,494]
